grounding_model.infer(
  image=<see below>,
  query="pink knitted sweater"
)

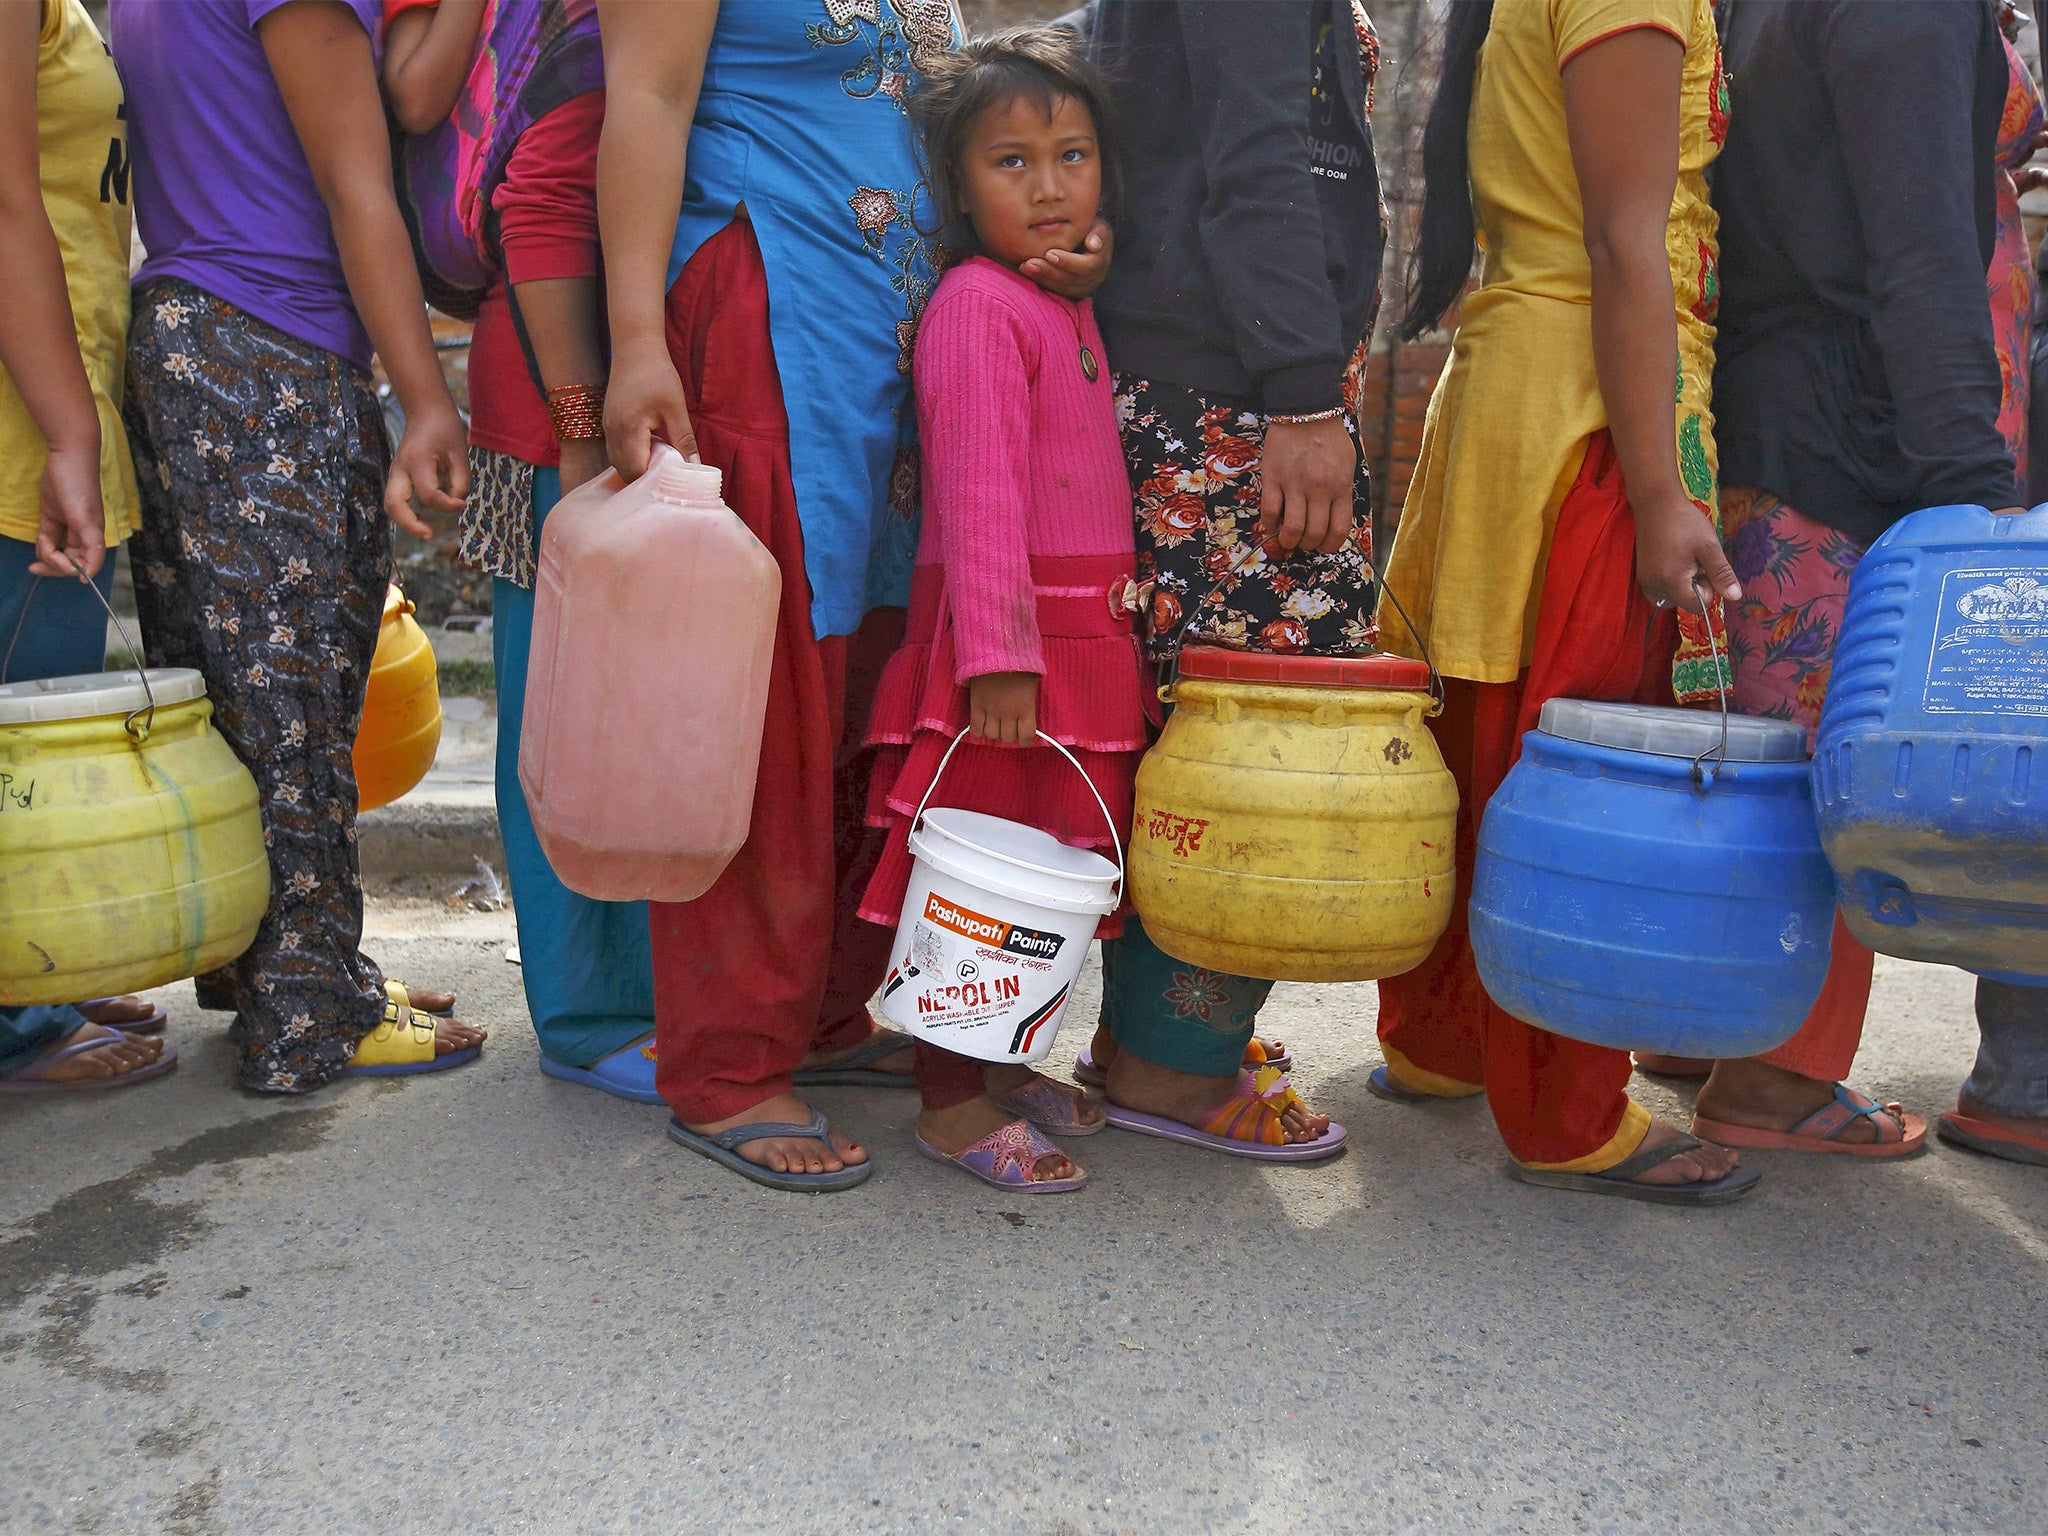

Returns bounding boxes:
[911,256,1135,681]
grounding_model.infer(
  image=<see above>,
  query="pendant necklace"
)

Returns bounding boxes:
[1062,298,1099,382]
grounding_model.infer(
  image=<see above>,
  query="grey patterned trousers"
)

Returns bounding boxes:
[124,279,392,1093]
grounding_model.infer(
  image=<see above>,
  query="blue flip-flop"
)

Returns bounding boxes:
[539,1032,663,1104]
[1366,1064,1433,1104]
[666,1108,873,1192]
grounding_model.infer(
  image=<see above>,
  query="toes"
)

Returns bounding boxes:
[1033,1153,1075,1182]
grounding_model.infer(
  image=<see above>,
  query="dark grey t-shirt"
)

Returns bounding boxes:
[1713,0,2020,542]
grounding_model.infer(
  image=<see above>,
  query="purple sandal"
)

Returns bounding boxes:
[1102,1066,1348,1163]
[916,1118,1088,1192]
[993,1073,1106,1136]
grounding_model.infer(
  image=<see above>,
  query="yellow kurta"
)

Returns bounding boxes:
[1381,0,1726,695]
[0,0,138,549]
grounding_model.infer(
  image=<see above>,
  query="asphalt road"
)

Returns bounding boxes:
[2,895,2043,1535]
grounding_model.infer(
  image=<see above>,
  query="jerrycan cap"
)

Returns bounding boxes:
[1538,698,1808,763]
[653,453,724,505]
[0,667,207,725]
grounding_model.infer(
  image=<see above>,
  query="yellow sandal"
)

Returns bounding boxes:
[343,995,480,1077]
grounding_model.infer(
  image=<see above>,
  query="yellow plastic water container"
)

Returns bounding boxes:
[354,584,441,813]
[1131,647,1458,982]
[0,668,269,1005]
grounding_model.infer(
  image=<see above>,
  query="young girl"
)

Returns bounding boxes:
[859,33,1151,1192]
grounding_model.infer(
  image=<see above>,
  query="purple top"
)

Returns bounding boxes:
[111,0,383,369]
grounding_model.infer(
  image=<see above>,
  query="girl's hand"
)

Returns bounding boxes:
[385,401,469,538]
[557,437,612,495]
[605,341,697,481]
[1259,415,1357,554]
[1634,490,1741,613]
[32,443,106,580]
[1019,219,1113,301]
[969,671,1040,746]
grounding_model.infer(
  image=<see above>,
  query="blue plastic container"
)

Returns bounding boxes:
[1812,503,2048,984]
[1470,701,1836,1056]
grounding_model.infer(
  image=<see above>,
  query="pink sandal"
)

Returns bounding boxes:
[993,1073,1105,1136]
[1693,1083,1927,1158]
[916,1118,1087,1192]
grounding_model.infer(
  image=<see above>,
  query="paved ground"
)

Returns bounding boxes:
[1,894,2042,1535]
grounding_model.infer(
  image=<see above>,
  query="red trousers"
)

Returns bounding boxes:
[1377,434,1661,1169]
[648,220,901,1123]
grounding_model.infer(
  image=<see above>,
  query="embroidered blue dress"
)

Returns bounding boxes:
[669,0,955,639]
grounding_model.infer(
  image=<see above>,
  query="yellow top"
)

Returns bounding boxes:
[1381,0,1726,683]
[0,0,138,549]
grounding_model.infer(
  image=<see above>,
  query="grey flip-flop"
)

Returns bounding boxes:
[791,1028,915,1089]
[666,1108,873,1192]
[1506,1132,1761,1206]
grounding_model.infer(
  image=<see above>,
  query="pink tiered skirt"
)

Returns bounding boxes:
[859,553,1158,938]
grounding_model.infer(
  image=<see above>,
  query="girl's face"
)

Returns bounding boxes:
[956,92,1102,270]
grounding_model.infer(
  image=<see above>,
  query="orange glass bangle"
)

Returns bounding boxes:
[547,384,606,442]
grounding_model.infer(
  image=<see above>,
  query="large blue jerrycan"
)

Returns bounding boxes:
[1470,700,1836,1056]
[1812,503,2048,984]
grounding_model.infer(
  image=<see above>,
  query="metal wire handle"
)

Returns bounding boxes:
[2,553,157,743]
[911,727,1127,899]
[1688,575,1731,789]
[1156,552,1446,718]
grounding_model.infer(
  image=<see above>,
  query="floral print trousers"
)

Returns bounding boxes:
[124,280,391,1093]
[1115,374,1378,665]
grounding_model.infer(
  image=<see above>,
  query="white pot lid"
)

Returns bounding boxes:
[1537,698,1808,763]
[0,668,207,725]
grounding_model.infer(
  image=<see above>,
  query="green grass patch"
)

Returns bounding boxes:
[438,658,496,697]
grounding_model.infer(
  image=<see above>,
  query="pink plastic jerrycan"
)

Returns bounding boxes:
[521,444,780,902]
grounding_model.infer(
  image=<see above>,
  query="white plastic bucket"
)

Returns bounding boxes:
[876,731,1124,1063]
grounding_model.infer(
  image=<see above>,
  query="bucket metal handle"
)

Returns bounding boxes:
[2,551,157,743]
[1159,552,1446,719]
[1688,575,1731,790]
[912,727,1128,900]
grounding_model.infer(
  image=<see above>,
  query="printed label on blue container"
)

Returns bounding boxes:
[1923,568,2048,716]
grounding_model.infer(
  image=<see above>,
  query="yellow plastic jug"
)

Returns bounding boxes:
[354,584,441,813]
[1131,648,1458,982]
[0,668,269,1005]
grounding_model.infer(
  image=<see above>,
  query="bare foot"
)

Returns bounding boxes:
[1954,1097,2048,1142]
[1628,1120,1742,1186]
[1695,1059,1883,1144]
[918,1094,1077,1183]
[13,1023,165,1084]
[394,984,457,1015]
[799,1025,913,1078]
[1087,1027,1288,1073]
[76,995,162,1029]
[434,1015,488,1055]
[1104,1048,1331,1144]
[687,1092,868,1176]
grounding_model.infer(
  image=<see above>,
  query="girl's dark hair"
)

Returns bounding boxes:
[907,26,1120,262]
[1400,0,1495,342]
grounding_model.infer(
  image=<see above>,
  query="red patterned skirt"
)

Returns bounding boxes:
[859,553,1157,938]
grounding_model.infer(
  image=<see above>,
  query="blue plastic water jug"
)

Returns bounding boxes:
[1812,503,2048,984]
[1470,701,1836,1056]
